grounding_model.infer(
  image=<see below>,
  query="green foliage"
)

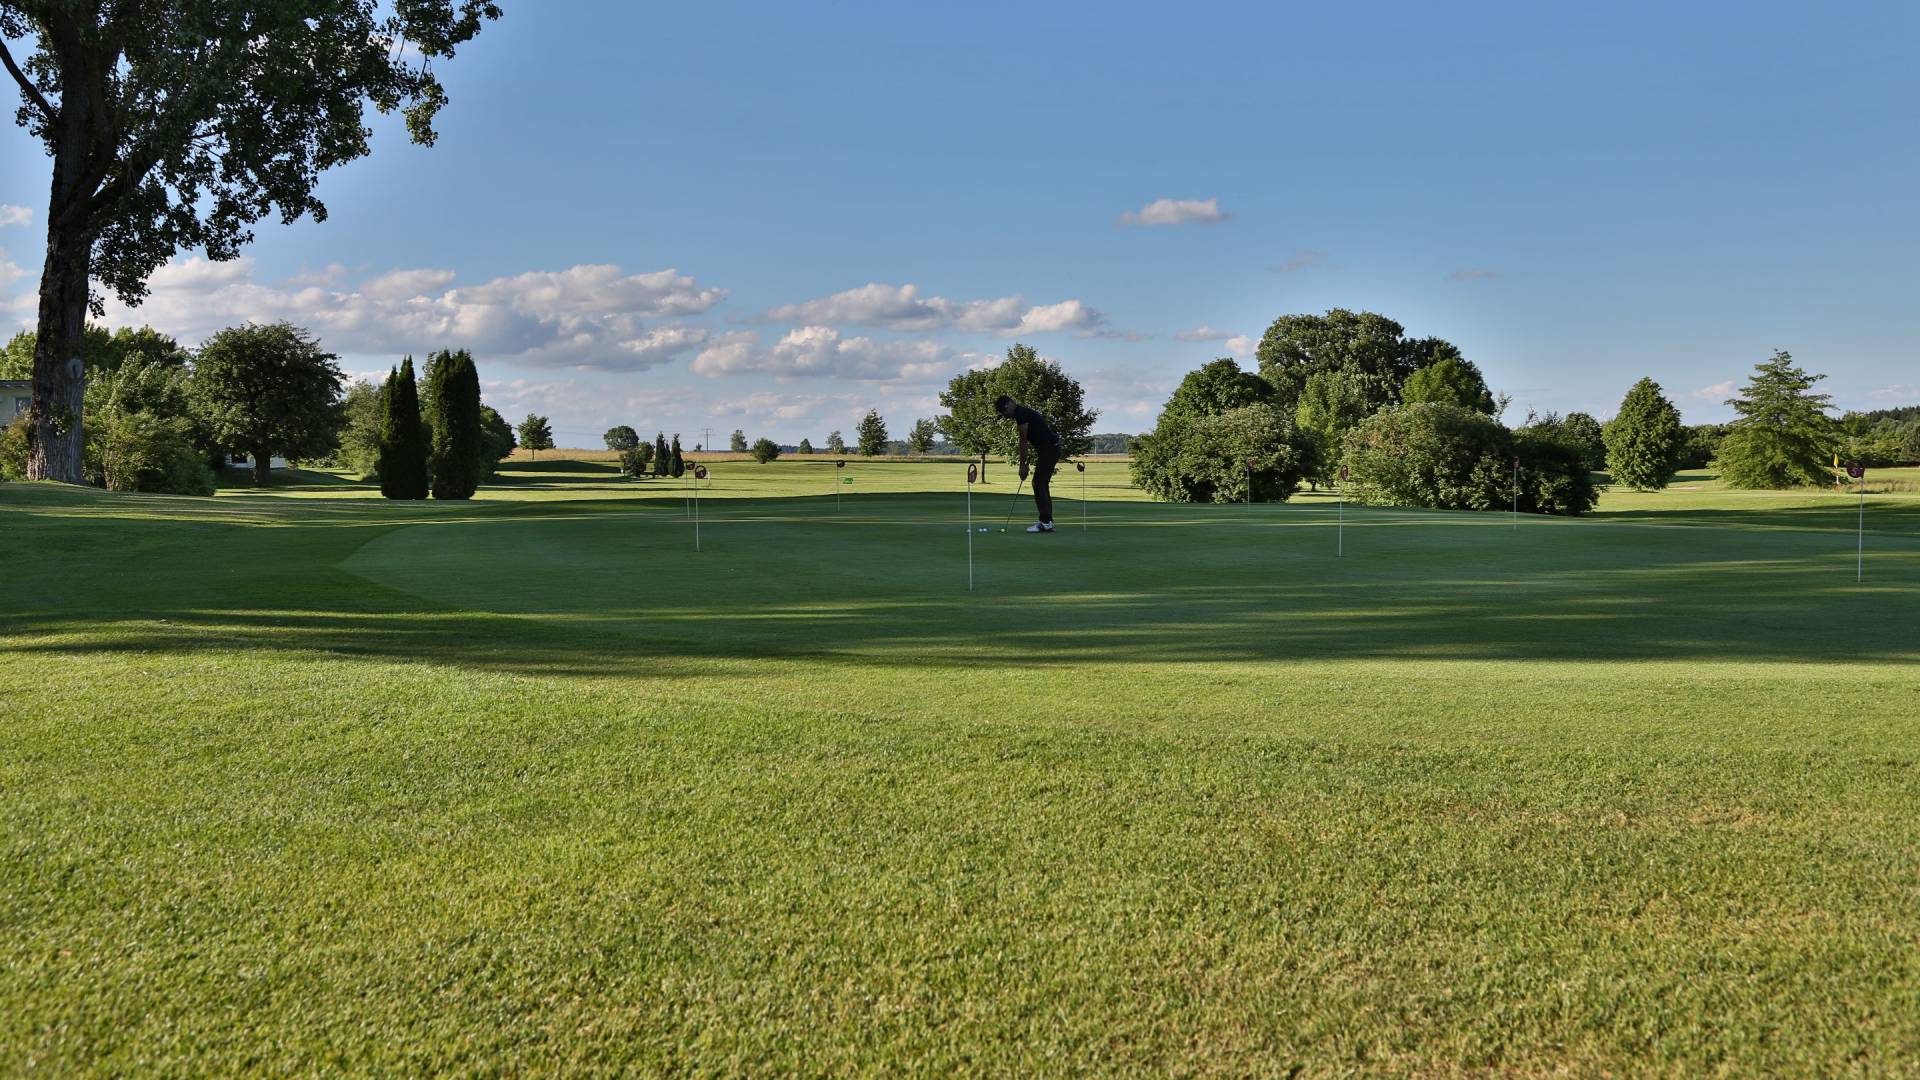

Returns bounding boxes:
[669,436,685,478]
[603,426,641,452]
[1561,412,1608,470]
[1255,310,1442,413]
[798,438,815,455]
[378,361,429,501]
[1604,378,1683,490]
[907,419,936,454]
[1293,365,1380,485]
[0,416,30,480]
[1132,404,1307,503]
[1676,424,1726,471]
[0,325,189,380]
[1511,418,1600,515]
[518,415,555,458]
[856,410,889,456]
[751,438,781,464]
[729,429,748,453]
[478,407,516,476]
[424,350,482,500]
[1341,404,1514,512]
[618,445,653,477]
[652,433,671,476]
[825,431,846,454]
[1834,412,1919,468]
[1402,357,1496,415]
[937,344,1098,473]
[82,359,211,494]
[1718,351,1836,489]
[1160,358,1274,425]
[192,323,344,487]
[335,381,384,479]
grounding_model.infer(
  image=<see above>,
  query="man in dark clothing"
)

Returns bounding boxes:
[995,394,1060,533]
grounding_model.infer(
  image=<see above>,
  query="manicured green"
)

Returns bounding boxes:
[3,462,1918,1075]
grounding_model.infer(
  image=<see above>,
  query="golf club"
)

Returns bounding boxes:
[1002,472,1027,530]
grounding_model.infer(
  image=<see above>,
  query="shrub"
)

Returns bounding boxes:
[1131,403,1307,503]
[90,410,215,494]
[751,437,781,464]
[0,416,28,480]
[1341,403,1511,512]
[1512,421,1599,515]
[619,443,653,476]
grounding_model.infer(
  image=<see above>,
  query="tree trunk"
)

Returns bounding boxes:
[27,48,98,485]
[253,447,271,488]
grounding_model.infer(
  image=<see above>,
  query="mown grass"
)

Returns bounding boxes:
[3,460,1917,1076]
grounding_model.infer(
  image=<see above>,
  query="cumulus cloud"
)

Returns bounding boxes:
[0,204,30,228]
[767,282,1103,336]
[1175,325,1231,342]
[86,257,726,371]
[1270,251,1327,274]
[0,249,25,291]
[1118,197,1228,227]
[1225,334,1258,356]
[691,326,956,382]
[1449,269,1501,281]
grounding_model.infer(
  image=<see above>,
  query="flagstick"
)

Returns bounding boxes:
[1857,474,1865,583]
[1512,458,1519,530]
[1338,477,1344,558]
[967,471,975,591]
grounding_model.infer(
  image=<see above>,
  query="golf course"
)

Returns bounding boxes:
[4,459,1917,1075]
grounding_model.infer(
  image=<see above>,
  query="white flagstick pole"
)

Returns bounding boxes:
[1858,470,1865,582]
[1512,456,1519,530]
[694,467,702,551]
[967,464,976,591]
[1080,462,1087,532]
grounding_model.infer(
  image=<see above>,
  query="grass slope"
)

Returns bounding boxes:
[3,461,1918,1075]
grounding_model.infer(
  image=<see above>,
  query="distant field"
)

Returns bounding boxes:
[3,461,1917,1075]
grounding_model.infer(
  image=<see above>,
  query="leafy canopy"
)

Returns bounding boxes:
[192,322,343,476]
[937,343,1097,463]
[1718,351,1835,489]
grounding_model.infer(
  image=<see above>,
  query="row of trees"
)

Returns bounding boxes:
[364,350,515,501]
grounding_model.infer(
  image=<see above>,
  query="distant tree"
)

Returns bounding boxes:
[1675,423,1725,471]
[1604,378,1684,490]
[424,350,482,500]
[907,418,937,454]
[6,2,499,482]
[730,428,748,452]
[826,430,846,453]
[1562,412,1608,471]
[751,437,781,464]
[478,406,516,476]
[798,437,815,455]
[1160,358,1274,425]
[518,414,555,459]
[653,432,670,476]
[337,379,385,479]
[1341,404,1512,513]
[856,410,889,456]
[193,323,344,487]
[603,425,641,452]
[378,360,429,500]
[1293,366,1380,486]
[1255,310,1439,413]
[937,343,1098,481]
[619,443,653,476]
[669,435,685,477]
[1401,356,1496,414]
[1718,351,1835,489]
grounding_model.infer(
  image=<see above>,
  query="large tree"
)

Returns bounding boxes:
[193,322,342,487]
[938,343,1097,481]
[1718,351,1835,489]
[378,359,428,500]
[2,2,499,482]
[1604,377,1683,490]
[1255,310,1440,413]
[1401,356,1496,415]
[424,349,481,500]
[1293,365,1378,487]
[1159,358,1274,426]
[603,425,640,452]
[856,409,888,456]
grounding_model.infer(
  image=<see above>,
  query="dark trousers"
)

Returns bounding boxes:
[1032,442,1059,523]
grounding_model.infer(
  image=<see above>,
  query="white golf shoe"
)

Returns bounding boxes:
[1025,521,1055,533]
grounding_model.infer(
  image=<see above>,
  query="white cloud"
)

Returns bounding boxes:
[1685,380,1737,403]
[0,249,25,291]
[1175,325,1231,342]
[691,326,957,382]
[1449,268,1501,281]
[0,205,30,228]
[1083,328,1152,342]
[1118,197,1228,227]
[767,282,1103,336]
[1869,384,1920,402]
[1225,335,1258,356]
[88,257,726,371]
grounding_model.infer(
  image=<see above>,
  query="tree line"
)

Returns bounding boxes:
[1,322,518,498]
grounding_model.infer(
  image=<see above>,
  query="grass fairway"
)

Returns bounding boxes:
[4,460,1918,1075]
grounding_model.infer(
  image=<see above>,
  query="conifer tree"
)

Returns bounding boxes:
[669,435,685,477]
[1604,377,1683,490]
[425,350,483,499]
[1719,351,1836,489]
[653,432,670,476]
[378,358,429,500]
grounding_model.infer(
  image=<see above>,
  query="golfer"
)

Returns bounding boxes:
[995,394,1060,533]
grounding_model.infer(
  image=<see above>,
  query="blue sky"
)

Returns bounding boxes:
[3,0,1915,446]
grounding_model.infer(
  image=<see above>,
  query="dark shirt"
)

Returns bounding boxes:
[1009,404,1059,448]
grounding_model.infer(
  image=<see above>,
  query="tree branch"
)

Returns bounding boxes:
[0,35,56,125]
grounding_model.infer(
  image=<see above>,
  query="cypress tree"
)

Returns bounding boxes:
[653,432,670,476]
[669,435,685,477]
[378,358,429,500]
[425,349,483,499]
[1604,377,1683,490]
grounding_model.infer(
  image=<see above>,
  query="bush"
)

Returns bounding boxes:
[90,410,216,494]
[619,443,653,476]
[1131,403,1307,503]
[0,416,27,480]
[751,437,781,464]
[1341,403,1511,512]
[1512,422,1599,515]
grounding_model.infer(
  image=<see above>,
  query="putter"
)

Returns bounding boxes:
[1002,473,1027,530]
